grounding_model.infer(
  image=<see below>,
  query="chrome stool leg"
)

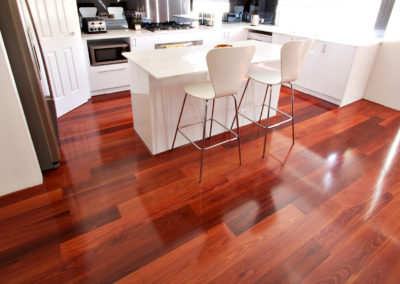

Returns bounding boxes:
[171,93,187,150]
[230,78,250,130]
[233,95,242,166]
[199,99,208,183]
[209,99,215,138]
[290,83,295,145]
[262,85,273,158]
[259,85,270,123]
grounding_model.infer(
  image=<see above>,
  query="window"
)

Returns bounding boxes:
[374,0,396,37]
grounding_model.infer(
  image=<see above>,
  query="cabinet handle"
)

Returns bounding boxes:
[322,44,327,53]
[68,31,75,36]
[99,68,126,73]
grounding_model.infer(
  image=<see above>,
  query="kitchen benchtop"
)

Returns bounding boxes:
[82,22,381,47]
[247,24,381,46]
[122,40,281,79]
[81,23,249,40]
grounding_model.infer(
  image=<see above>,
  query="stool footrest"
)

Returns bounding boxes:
[178,118,238,151]
[238,103,292,129]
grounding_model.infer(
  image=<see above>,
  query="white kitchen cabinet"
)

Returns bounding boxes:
[131,36,155,50]
[272,32,378,106]
[223,28,247,42]
[272,33,300,45]
[313,42,356,100]
[83,36,131,96]
[272,33,318,90]
[89,63,129,93]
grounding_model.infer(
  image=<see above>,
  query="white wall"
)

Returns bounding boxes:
[276,0,381,37]
[363,0,400,110]
[0,32,43,196]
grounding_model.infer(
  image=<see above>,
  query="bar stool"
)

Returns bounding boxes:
[234,39,314,157]
[171,45,256,182]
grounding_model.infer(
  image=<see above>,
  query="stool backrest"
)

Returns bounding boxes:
[281,39,315,84]
[206,45,256,98]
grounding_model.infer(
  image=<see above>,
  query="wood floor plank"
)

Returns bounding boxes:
[205,200,343,284]
[118,204,303,284]
[57,206,209,283]
[349,237,400,284]
[116,223,236,284]
[368,193,400,240]
[302,223,386,284]
[0,188,63,221]
[255,239,330,284]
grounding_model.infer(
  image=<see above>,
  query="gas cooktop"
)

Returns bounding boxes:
[142,21,193,32]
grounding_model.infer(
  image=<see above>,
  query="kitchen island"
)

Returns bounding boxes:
[123,40,282,154]
[85,23,379,106]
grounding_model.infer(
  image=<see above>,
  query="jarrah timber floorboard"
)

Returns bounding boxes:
[0,88,399,283]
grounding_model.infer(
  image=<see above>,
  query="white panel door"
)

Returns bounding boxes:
[26,0,90,117]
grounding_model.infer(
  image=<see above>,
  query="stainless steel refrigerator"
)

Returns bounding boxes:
[0,0,60,171]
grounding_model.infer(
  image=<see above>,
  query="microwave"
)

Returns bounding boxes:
[87,39,129,66]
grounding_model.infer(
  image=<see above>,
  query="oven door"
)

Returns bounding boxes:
[89,43,129,66]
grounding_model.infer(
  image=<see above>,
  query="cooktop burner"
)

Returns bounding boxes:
[142,21,193,32]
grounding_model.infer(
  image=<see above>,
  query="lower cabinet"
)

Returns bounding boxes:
[313,42,356,101]
[272,33,378,106]
[89,63,129,94]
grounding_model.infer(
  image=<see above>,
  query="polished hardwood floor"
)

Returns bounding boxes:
[0,88,399,283]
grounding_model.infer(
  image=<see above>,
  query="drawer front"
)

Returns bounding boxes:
[272,33,305,45]
[248,32,272,43]
[89,64,129,91]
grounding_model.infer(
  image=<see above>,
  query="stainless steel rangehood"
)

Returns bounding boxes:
[146,0,191,22]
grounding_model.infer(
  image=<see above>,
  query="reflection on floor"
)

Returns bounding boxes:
[0,88,399,283]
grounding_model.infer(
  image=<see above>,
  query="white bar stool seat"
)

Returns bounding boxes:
[184,82,215,100]
[248,69,282,85]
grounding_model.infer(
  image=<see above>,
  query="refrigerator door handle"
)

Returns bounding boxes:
[27,31,41,79]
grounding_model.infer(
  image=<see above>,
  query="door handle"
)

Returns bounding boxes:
[99,68,127,73]
[68,31,75,36]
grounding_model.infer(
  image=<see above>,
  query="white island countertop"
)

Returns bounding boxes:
[122,40,281,79]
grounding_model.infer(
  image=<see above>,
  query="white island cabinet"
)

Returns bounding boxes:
[123,40,282,155]
[272,33,379,106]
